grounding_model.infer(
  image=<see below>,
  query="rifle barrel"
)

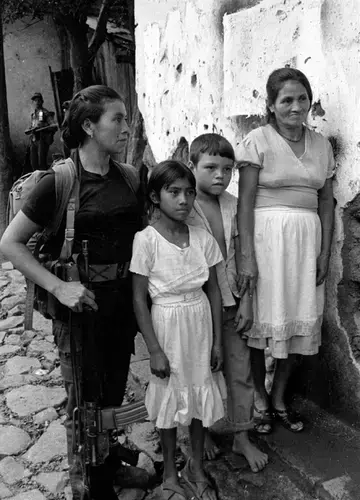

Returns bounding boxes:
[82,240,90,287]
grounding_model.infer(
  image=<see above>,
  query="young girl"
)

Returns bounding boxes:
[131,161,224,500]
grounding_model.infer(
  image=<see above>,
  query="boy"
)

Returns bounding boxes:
[186,133,268,473]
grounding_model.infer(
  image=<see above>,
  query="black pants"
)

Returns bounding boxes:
[29,138,50,171]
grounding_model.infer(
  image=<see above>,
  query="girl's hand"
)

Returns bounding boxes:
[150,349,170,379]
[236,256,258,298]
[316,253,330,286]
[211,343,223,372]
[54,281,98,312]
[235,294,253,334]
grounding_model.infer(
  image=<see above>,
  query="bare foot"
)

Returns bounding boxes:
[204,429,221,461]
[232,431,268,473]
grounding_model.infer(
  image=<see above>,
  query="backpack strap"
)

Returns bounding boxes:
[59,175,80,262]
[50,157,80,262]
[24,158,79,330]
[113,161,140,195]
[41,158,78,242]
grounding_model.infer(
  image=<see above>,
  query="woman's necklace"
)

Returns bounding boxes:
[277,126,304,143]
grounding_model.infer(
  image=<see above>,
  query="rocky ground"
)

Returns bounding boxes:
[1,263,359,500]
[0,263,164,500]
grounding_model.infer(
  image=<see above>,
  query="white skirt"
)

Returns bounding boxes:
[145,291,225,429]
[245,207,324,359]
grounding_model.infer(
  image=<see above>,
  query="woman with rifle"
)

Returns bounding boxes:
[1,85,147,500]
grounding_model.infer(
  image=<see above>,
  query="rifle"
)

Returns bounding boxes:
[68,241,148,499]
[25,124,58,135]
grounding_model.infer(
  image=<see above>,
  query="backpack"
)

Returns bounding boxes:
[7,160,139,228]
[7,158,140,330]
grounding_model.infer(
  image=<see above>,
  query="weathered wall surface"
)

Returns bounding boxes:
[4,17,63,167]
[135,0,360,422]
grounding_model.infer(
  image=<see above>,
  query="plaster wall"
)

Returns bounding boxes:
[4,17,63,167]
[135,0,360,421]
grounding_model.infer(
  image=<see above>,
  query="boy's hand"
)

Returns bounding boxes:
[235,294,254,334]
[211,343,223,372]
[150,349,170,379]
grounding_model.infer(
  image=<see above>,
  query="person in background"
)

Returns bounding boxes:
[187,133,268,472]
[236,68,335,434]
[25,92,57,170]
[60,100,71,158]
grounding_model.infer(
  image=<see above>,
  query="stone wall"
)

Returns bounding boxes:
[135,0,360,422]
[4,17,63,166]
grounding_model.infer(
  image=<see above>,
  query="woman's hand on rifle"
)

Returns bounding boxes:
[54,281,98,312]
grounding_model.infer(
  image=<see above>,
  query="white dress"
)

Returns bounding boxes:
[130,225,225,429]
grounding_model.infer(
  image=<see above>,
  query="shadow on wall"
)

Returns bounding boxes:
[231,115,263,148]
[171,137,189,164]
[216,0,264,37]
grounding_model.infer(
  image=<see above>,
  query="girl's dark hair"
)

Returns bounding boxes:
[61,85,124,149]
[147,160,196,212]
[265,68,313,123]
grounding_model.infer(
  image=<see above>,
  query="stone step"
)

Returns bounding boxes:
[257,398,360,500]
[174,396,360,500]
[179,425,315,499]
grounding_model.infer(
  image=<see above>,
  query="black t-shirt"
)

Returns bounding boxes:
[22,160,142,264]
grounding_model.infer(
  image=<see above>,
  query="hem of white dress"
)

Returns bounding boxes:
[247,332,322,359]
[145,377,225,429]
[245,315,323,341]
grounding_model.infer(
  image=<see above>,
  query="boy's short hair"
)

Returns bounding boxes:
[189,133,235,165]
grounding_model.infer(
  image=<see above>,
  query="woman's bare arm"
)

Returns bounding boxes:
[0,211,97,311]
[317,178,335,284]
[237,165,260,297]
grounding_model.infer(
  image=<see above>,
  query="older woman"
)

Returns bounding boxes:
[0,85,145,499]
[236,68,335,434]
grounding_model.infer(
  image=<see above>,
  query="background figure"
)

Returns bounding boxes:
[26,92,57,170]
[60,100,71,159]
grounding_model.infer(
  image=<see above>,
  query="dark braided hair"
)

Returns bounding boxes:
[61,85,124,149]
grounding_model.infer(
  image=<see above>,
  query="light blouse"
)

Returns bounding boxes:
[235,124,335,210]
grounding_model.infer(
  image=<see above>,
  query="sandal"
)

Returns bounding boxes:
[253,405,273,434]
[272,406,304,433]
[161,480,187,500]
[180,458,217,499]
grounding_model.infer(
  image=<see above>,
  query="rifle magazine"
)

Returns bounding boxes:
[101,401,148,430]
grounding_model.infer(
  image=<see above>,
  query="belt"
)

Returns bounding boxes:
[152,289,203,305]
[88,262,130,282]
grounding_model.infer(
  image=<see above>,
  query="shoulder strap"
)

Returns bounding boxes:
[40,158,78,243]
[114,161,140,195]
[59,177,79,262]
[53,158,80,262]
[24,159,79,329]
